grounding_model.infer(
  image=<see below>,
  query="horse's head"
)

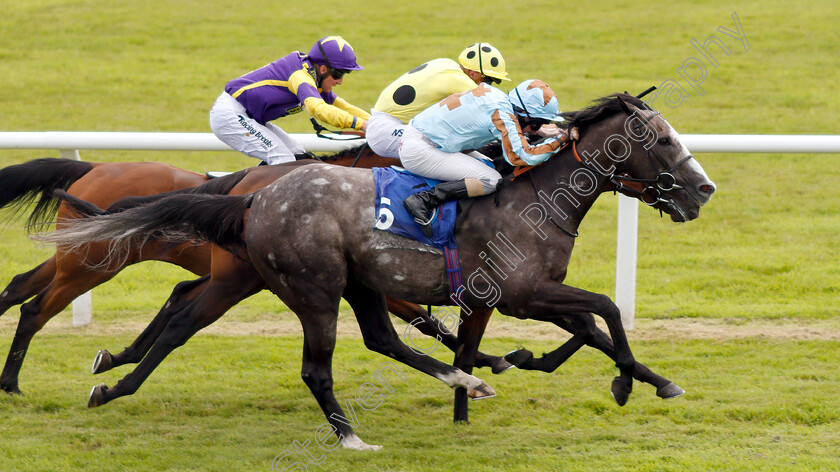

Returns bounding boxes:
[568,94,716,222]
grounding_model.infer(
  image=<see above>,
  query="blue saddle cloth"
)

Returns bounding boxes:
[372,167,457,250]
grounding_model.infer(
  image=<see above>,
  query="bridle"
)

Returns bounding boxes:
[515,90,699,236]
[573,103,695,209]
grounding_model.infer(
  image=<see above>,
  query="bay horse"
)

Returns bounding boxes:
[0,149,510,395]
[40,94,716,448]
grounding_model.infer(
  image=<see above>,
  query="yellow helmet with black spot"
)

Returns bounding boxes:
[458,43,510,82]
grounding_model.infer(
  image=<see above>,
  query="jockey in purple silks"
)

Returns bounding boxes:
[210,36,370,165]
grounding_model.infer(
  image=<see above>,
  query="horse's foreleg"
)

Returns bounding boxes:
[568,319,684,399]
[93,275,213,374]
[89,275,262,407]
[0,258,56,318]
[344,279,495,400]
[385,300,510,374]
[452,307,494,424]
[527,283,635,406]
[504,312,684,399]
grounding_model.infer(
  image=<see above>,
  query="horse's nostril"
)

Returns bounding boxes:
[699,183,716,195]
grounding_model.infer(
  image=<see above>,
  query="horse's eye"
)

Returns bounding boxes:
[658,137,671,146]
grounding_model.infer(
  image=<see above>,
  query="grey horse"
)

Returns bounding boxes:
[39,94,715,449]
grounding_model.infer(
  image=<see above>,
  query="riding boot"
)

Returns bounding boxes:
[404,180,471,237]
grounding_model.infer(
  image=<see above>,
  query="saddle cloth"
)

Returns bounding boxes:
[372,166,458,249]
[372,167,462,294]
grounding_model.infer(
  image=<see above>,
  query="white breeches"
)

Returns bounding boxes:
[209,92,305,165]
[365,111,406,159]
[398,126,502,193]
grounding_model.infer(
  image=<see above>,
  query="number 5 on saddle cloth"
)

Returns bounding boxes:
[372,166,462,293]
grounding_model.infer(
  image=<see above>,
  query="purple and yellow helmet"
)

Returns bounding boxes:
[308,36,363,71]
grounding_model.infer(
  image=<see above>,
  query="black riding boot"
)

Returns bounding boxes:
[404,180,471,237]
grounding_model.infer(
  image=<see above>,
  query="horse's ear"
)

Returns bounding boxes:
[617,95,632,115]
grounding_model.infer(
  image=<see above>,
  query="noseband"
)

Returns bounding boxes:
[603,108,694,207]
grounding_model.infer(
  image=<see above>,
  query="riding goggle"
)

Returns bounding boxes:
[329,68,350,80]
[526,118,551,130]
[513,107,550,130]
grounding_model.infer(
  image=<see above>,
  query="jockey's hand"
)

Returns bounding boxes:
[555,126,580,145]
[535,123,562,138]
[360,119,368,133]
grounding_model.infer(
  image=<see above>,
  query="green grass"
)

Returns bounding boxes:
[1,0,839,470]
[2,0,838,320]
[0,335,838,472]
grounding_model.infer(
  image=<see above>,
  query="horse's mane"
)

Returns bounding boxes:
[563,93,649,134]
[319,143,368,162]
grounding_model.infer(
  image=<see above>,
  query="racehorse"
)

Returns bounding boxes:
[40,94,716,448]
[55,162,683,421]
[0,149,510,395]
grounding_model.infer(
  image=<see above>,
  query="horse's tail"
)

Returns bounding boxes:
[102,168,250,214]
[0,158,95,229]
[35,192,253,263]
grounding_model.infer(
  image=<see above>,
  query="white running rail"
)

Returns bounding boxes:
[2,132,839,328]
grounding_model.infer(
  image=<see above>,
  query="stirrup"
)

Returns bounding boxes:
[413,208,437,238]
[411,207,437,227]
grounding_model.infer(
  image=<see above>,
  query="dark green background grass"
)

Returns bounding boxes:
[0,1,838,470]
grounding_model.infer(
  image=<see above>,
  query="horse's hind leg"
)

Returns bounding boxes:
[92,275,212,374]
[386,300,511,374]
[452,307,494,424]
[88,269,263,407]
[0,269,113,394]
[250,269,380,450]
[298,306,380,450]
[0,257,56,317]
[343,278,494,400]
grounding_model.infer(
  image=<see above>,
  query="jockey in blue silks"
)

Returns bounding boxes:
[399,79,573,234]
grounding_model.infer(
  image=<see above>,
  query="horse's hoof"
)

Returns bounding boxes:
[91,350,113,374]
[468,381,496,400]
[610,376,631,407]
[1,384,22,396]
[340,434,382,451]
[504,348,533,368]
[491,357,515,374]
[88,384,108,408]
[656,382,685,399]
